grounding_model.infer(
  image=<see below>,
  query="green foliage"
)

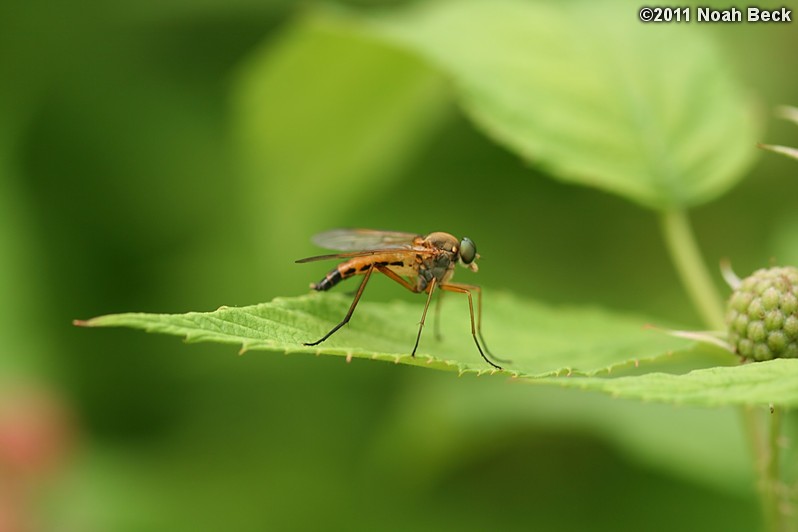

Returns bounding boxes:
[80,293,798,407]
[76,291,697,376]
[543,359,798,407]
[78,1,789,413]
[7,0,798,529]
[351,0,760,209]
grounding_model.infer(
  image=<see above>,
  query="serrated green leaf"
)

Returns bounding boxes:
[538,359,798,408]
[351,0,759,209]
[75,292,696,378]
[79,293,798,407]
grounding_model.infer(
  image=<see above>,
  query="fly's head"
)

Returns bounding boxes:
[458,237,479,272]
[423,232,480,273]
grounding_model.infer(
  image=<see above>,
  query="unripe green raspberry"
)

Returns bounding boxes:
[726,266,798,361]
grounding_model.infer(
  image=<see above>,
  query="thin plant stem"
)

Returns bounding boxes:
[659,209,725,330]
[658,208,787,532]
[744,407,785,532]
[765,406,787,532]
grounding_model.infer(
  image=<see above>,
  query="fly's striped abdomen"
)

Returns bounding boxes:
[311,254,412,291]
[312,267,343,291]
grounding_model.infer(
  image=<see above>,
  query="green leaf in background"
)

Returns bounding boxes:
[0,123,54,382]
[75,292,696,377]
[231,16,450,285]
[349,0,760,209]
[366,378,753,497]
[540,359,798,408]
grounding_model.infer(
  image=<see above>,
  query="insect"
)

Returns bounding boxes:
[296,229,507,369]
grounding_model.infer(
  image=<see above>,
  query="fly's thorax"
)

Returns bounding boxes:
[415,249,456,291]
[423,232,459,254]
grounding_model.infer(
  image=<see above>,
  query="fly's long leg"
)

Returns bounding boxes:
[374,265,418,292]
[444,282,511,364]
[373,265,431,357]
[473,284,512,364]
[440,283,505,369]
[411,278,437,357]
[305,264,375,346]
[433,291,444,341]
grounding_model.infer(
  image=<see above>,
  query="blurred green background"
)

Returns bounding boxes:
[1,1,797,530]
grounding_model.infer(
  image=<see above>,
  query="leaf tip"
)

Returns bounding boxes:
[73,318,95,327]
[758,143,798,161]
[776,105,798,124]
[720,258,742,289]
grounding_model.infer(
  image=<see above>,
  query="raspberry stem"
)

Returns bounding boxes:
[765,406,784,531]
[661,210,791,530]
[660,210,787,532]
[659,209,725,330]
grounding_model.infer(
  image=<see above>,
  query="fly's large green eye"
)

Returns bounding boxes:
[459,237,477,264]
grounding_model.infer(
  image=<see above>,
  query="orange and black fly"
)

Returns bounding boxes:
[297,229,507,369]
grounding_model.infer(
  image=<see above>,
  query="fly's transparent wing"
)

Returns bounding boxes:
[295,248,432,264]
[311,229,420,251]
